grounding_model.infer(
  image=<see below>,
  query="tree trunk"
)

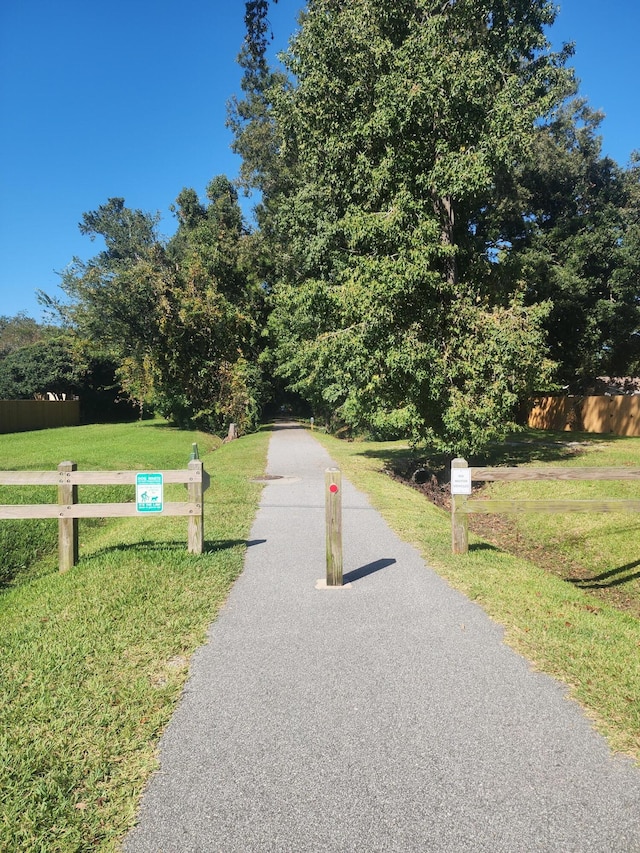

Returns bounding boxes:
[434,194,458,288]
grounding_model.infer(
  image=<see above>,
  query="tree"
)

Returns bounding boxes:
[54,198,165,354]
[0,313,54,357]
[49,185,267,434]
[248,0,574,452]
[507,102,640,383]
[0,336,83,400]
[157,176,267,432]
[228,0,294,309]
[46,197,168,417]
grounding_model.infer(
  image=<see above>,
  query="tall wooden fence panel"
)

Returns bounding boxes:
[0,400,81,434]
[528,395,640,436]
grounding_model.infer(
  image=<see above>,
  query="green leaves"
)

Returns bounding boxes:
[51,178,267,435]
[515,100,640,382]
[424,296,555,454]
[0,336,82,400]
[253,0,573,452]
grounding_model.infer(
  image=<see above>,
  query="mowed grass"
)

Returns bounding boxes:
[312,428,640,764]
[0,421,224,588]
[469,435,640,618]
[0,420,270,852]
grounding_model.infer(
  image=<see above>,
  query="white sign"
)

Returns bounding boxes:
[136,472,164,513]
[451,467,472,495]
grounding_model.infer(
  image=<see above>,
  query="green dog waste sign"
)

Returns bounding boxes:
[136,472,164,513]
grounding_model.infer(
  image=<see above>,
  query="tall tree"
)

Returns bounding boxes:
[50,185,267,433]
[53,198,165,355]
[49,197,168,415]
[509,102,640,382]
[251,0,574,452]
[159,175,267,432]
[228,0,293,299]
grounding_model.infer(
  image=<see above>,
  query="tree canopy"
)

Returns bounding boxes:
[49,181,266,433]
[233,0,578,452]
[514,101,640,382]
[31,1,640,451]
[0,336,80,400]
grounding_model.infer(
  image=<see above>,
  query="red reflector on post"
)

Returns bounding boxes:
[329,483,338,493]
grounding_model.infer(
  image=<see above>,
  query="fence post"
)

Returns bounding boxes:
[58,461,78,571]
[187,458,204,554]
[325,468,343,586]
[451,458,470,555]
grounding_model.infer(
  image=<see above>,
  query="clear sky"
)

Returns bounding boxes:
[1,0,638,321]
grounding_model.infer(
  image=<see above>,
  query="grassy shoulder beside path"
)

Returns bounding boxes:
[312,428,640,765]
[0,420,270,852]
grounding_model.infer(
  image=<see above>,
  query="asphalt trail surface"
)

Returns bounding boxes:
[124,423,640,852]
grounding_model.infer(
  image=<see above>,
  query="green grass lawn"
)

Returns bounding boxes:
[0,420,270,852]
[465,435,640,618]
[0,421,224,588]
[312,427,640,765]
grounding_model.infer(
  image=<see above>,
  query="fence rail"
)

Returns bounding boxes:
[451,459,640,554]
[0,460,209,571]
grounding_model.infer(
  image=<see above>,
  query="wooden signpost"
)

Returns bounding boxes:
[325,467,343,586]
[451,458,471,555]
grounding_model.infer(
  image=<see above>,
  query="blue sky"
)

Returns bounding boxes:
[1,0,638,321]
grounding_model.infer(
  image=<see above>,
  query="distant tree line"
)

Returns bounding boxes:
[4,0,639,452]
[0,314,131,420]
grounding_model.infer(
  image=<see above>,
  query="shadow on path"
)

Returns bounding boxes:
[269,420,305,431]
[343,558,396,584]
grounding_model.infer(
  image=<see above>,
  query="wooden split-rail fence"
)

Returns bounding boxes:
[0,459,209,571]
[451,458,640,554]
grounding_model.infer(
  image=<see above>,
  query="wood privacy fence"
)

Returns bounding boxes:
[0,460,209,571]
[0,400,81,434]
[451,458,640,554]
[528,395,640,436]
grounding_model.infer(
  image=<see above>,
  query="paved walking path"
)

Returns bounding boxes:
[124,424,640,852]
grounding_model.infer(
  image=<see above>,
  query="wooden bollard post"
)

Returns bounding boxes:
[451,458,470,554]
[325,468,343,586]
[187,458,204,554]
[58,461,78,571]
